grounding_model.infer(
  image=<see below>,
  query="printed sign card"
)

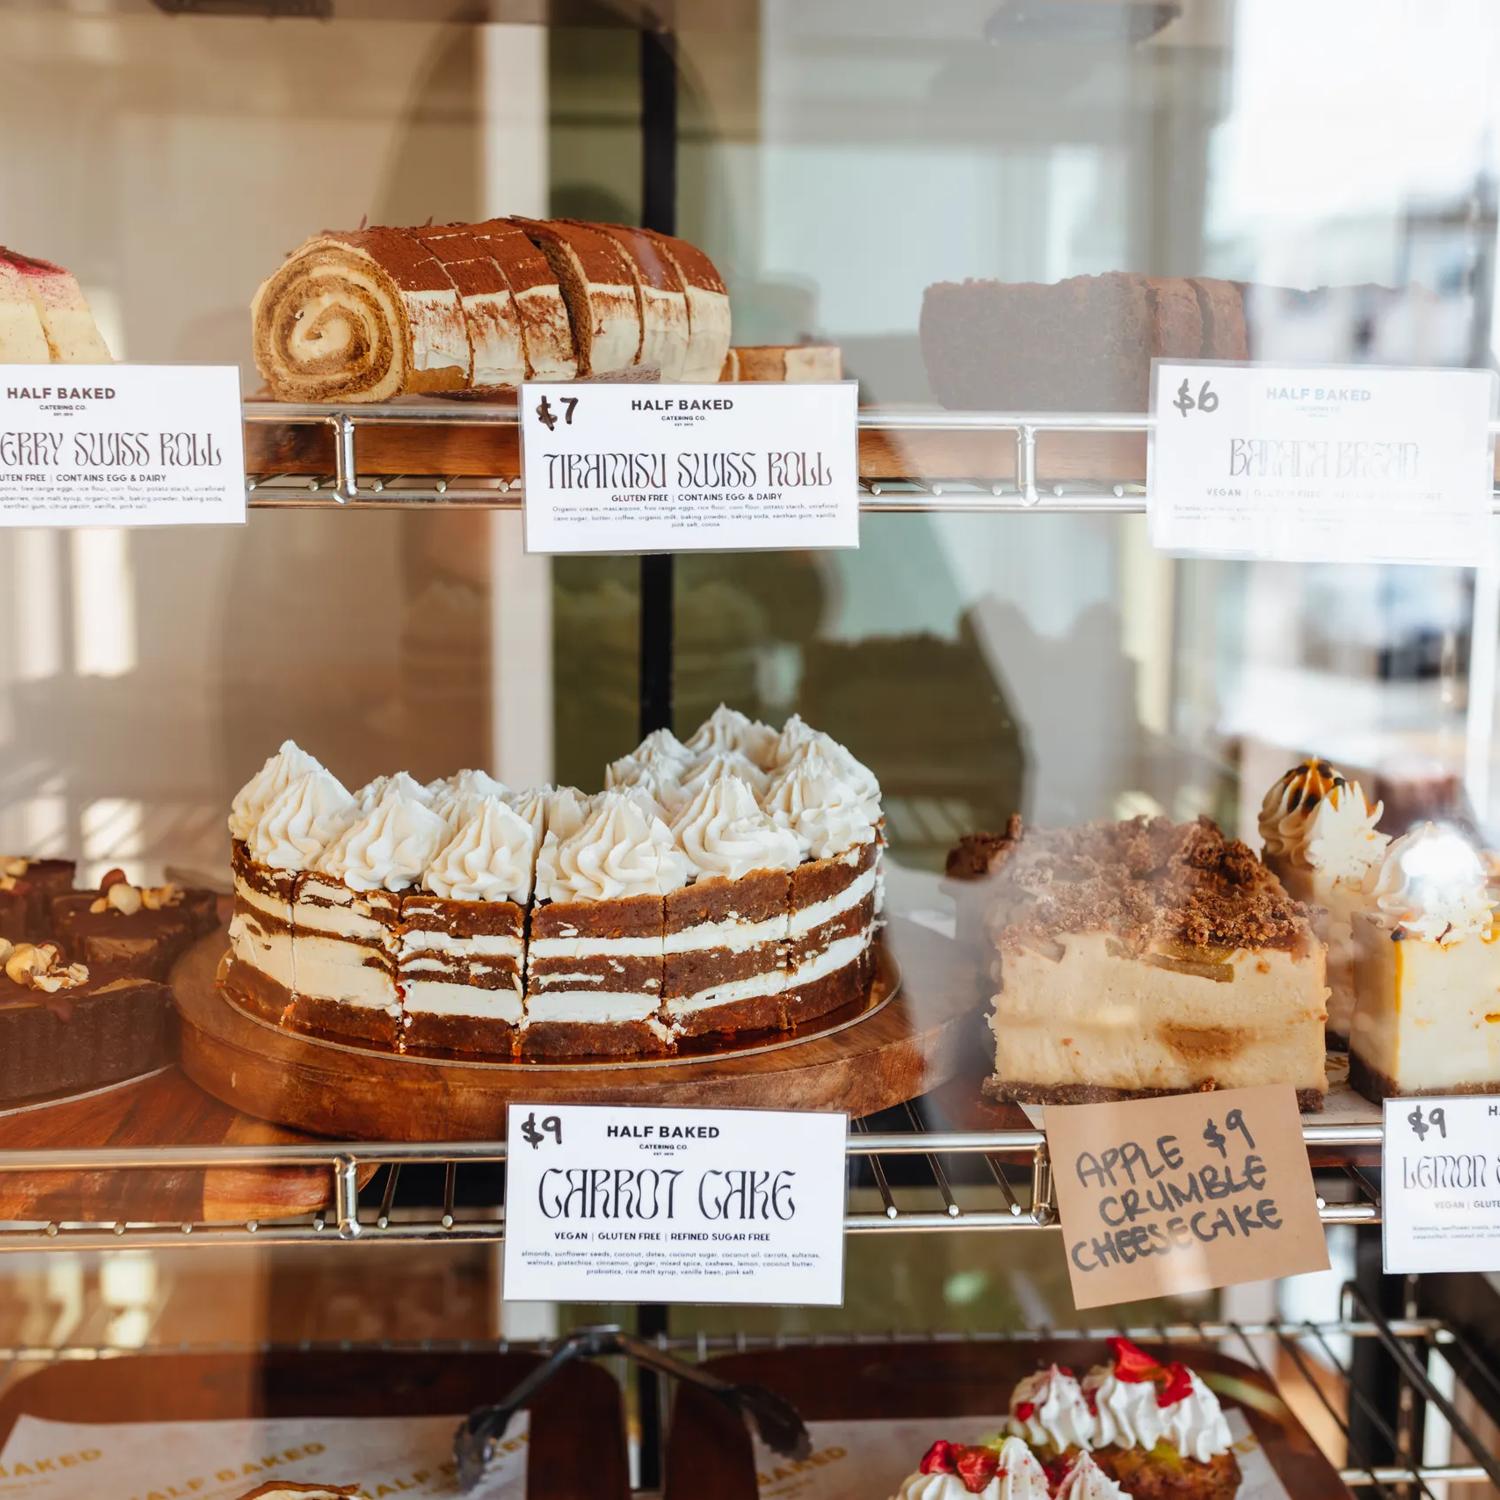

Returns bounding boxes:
[502,1103,847,1305]
[0,365,245,527]
[1147,360,1494,565]
[1383,1095,1500,1273]
[520,380,859,553]
[1046,1084,1329,1311]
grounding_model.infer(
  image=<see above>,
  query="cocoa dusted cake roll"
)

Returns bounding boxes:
[250,218,731,400]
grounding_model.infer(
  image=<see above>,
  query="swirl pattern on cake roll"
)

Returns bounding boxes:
[252,218,732,401]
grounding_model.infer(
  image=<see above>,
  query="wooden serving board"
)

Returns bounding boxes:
[0,1347,629,1500]
[176,917,977,1141]
[663,1340,1350,1500]
[0,1066,365,1224]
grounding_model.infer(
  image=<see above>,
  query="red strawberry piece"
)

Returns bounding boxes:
[1014,1400,1037,1422]
[1157,1361,1195,1407]
[955,1446,999,1494]
[920,1440,959,1475]
[1058,1365,1075,1378]
[1084,1386,1099,1415]
[1042,1455,1071,1488]
[1106,1336,1162,1382]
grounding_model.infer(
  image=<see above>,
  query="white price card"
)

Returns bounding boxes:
[519,380,858,553]
[502,1103,847,1305]
[0,365,245,527]
[1383,1095,1500,1273]
[1147,360,1495,565]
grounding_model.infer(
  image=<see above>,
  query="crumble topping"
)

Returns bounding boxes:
[945,814,1023,881]
[983,815,1308,953]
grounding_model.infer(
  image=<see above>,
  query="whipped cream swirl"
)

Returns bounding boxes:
[1082,1366,1167,1452]
[606,727,693,793]
[425,796,535,903]
[508,785,591,849]
[354,770,435,813]
[228,740,323,841]
[1053,1453,1128,1500]
[1162,1368,1233,1463]
[1367,821,1493,944]
[761,746,877,861]
[672,773,800,880]
[775,725,881,821]
[891,1439,1048,1500]
[428,769,509,827]
[1007,1365,1094,1452]
[247,768,356,870]
[684,704,780,770]
[536,790,691,903]
[317,790,450,892]
[674,750,770,809]
[1259,758,1388,880]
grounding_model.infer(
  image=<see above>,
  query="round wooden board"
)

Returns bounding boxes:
[173,916,978,1140]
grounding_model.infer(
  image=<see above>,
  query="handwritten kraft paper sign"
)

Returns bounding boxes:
[1046,1084,1329,1310]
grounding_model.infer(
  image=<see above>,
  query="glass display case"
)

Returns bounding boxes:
[2,1,1500,1496]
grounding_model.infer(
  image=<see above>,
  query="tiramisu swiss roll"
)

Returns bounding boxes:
[598,223,691,380]
[292,787,448,1045]
[664,770,801,1036]
[251,228,472,402]
[251,219,730,400]
[1260,757,1390,1045]
[523,791,690,1059]
[762,747,882,1025]
[401,796,534,1053]
[515,219,643,376]
[638,228,732,382]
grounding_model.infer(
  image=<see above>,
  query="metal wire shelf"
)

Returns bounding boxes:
[0,1104,1383,1252]
[0,1298,1493,1493]
[240,401,1500,512]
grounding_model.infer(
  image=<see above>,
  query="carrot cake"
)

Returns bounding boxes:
[221,708,883,1059]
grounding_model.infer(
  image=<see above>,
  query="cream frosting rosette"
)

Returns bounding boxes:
[317,789,450,892]
[671,772,799,881]
[683,703,780,770]
[247,768,356,871]
[228,739,324,842]
[1259,758,1388,880]
[428,768,510,828]
[535,789,691,903]
[1366,821,1493,944]
[425,796,536,904]
[760,747,876,861]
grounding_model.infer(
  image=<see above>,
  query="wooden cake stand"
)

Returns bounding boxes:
[175,915,981,1141]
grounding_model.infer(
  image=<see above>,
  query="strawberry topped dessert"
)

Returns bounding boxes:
[892,1436,1050,1499]
[996,1338,1239,1499]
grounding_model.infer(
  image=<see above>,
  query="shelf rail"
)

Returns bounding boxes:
[0,1113,1382,1252]
[241,401,1500,513]
[0,1308,1490,1493]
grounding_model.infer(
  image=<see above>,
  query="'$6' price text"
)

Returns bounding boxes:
[1067,1108,1282,1275]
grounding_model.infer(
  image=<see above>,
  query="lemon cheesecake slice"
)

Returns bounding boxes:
[1350,822,1500,1100]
